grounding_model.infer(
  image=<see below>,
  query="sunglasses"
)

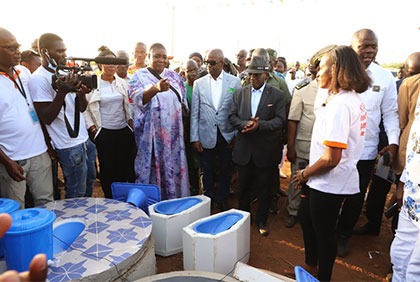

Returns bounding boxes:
[204,60,221,66]
[0,44,21,53]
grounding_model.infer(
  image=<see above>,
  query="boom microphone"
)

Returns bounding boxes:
[66,56,128,65]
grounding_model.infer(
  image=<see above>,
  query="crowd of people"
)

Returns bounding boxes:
[1,25,420,281]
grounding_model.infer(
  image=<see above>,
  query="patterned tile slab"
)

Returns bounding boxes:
[43,198,152,281]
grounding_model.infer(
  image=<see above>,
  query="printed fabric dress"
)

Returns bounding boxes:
[401,96,420,225]
[129,68,190,200]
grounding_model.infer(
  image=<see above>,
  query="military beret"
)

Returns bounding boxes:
[309,44,337,67]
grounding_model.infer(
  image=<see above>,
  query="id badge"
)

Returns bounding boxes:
[29,108,39,123]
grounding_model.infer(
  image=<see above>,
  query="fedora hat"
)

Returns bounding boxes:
[247,55,270,74]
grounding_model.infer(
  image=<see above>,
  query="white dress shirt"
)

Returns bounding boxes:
[251,83,266,117]
[210,71,224,109]
[360,62,399,160]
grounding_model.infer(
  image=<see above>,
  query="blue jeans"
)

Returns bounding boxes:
[56,141,89,198]
[85,139,97,197]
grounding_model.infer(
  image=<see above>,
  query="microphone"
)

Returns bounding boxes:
[94,56,128,65]
[66,56,128,65]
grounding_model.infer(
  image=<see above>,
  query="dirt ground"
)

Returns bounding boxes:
[89,161,393,281]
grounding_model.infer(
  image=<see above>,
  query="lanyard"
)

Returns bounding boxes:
[0,67,29,105]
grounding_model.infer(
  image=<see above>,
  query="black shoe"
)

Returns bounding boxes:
[258,222,269,236]
[353,223,380,236]
[337,238,349,258]
[285,215,297,228]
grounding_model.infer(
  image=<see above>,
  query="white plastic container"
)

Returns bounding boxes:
[148,195,211,256]
[182,209,250,275]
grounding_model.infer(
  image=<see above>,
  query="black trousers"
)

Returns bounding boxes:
[200,130,232,205]
[95,126,136,198]
[237,159,274,225]
[297,185,317,268]
[365,174,392,230]
[309,188,345,282]
[337,159,375,238]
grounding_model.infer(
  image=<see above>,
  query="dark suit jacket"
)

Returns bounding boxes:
[229,84,285,167]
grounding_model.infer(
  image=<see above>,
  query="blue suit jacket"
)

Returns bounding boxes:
[190,71,241,149]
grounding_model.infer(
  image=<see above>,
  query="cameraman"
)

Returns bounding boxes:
[28,33,96,199]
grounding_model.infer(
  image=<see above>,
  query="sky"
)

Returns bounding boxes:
[2,0,419,66]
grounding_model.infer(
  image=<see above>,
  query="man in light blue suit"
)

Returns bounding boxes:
[190,48,241,210]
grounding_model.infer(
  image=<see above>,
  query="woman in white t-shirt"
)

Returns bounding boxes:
[292,46,370,281]
[83,46,136,198]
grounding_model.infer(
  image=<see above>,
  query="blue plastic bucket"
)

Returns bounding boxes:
[3,208,56,272]
[0,198,20,258]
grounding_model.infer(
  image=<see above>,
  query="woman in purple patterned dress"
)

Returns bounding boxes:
[129,43,190,200]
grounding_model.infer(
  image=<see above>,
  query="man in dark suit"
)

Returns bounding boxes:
[229,55,286,236]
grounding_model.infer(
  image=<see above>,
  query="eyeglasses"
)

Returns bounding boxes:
[204,60,221,66]
[0,44,21,53]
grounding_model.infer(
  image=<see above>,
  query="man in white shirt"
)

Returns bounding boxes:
[0,27,53,208]
[336,29,400,257]
[190,48,241,211]
[29,33,94,199]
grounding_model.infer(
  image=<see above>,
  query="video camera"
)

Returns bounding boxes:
[51,56,127,91]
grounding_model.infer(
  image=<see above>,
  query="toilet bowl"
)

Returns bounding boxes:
[148,195,210,256]
[111,182,161,214]
[53,218,86,255]
[182,209,250,275]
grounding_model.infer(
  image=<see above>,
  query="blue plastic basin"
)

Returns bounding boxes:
[154,197,202,215]
[193,213,243,235]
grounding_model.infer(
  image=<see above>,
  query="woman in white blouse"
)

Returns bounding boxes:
[292,46,371,281]
[83,46,136,198]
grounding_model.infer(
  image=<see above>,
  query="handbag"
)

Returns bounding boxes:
[147,67,188,117]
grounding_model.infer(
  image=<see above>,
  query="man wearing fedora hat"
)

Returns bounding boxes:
[229,55,286,236]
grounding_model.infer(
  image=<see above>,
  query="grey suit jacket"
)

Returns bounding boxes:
[229,84,285,167]
[190,71,241,149]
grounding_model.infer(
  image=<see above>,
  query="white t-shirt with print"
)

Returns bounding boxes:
[28,67,88,150]
[307,90,366,195]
